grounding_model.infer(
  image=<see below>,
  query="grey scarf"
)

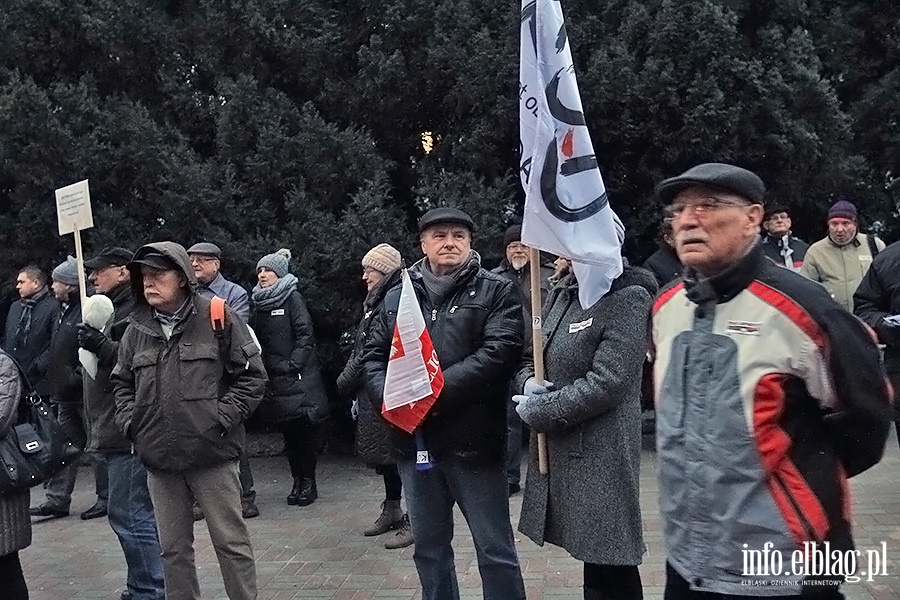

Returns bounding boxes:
[14,287,48,349]
[418,252,477,308]
[252,273,298,311]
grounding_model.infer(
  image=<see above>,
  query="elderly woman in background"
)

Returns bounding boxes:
[251,249,329,507]
[337,243,413,550]
[513,226,656,600]
[0,348,31,599]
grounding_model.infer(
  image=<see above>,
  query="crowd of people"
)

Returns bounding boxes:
[0,162,895,600]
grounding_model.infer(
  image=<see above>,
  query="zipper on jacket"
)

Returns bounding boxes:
[772,472,818,542]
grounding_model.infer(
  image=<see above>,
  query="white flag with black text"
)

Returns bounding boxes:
[519,0,624,309]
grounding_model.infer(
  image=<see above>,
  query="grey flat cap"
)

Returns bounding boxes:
[655,163,765,205]
[186,242,222,257]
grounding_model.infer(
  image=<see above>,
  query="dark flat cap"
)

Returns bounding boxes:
[186,242,222,257]
[655,163,765,205]
[129,251,179,271]
[418,207,475,233]
[84,247,134,270]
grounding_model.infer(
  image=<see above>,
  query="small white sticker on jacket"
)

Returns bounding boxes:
[271,309,285,316]
[726,320,761,335]
[568,318,593,334]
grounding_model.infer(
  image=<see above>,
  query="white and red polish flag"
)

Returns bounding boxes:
[382,269,444,434]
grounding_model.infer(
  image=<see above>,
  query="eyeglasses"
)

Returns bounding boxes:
[189,256,217,265]
[670,197,753,218]
[507,242,527,251]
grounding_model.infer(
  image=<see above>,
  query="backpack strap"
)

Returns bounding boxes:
[867,234,881,259]
[210,296,227,333]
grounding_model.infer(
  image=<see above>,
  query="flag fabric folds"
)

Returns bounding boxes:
[381,269,444,435]
[519,0,624,309]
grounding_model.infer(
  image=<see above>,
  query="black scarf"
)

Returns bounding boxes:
[15,287,48,350]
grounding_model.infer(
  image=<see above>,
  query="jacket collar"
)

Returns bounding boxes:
[683,239,763,305]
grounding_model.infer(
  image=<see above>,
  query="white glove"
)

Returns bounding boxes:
[351,399,359,420]
[523,377,554,396]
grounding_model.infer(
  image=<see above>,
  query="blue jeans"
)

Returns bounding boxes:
[107,453,165,600]
[398,459,525,600]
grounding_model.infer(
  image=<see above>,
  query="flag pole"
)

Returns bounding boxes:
[528,247,549,474]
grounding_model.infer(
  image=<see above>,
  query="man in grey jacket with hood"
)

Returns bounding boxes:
[112,242,267,600]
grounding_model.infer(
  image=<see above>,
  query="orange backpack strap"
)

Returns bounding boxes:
[210,296,227,332]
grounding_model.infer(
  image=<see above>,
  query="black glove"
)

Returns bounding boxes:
[77,323,107,353]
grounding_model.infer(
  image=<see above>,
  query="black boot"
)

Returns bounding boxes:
[286,478,302,506]
[296,478,317,507]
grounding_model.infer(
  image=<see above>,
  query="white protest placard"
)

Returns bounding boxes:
[55,179,94,236]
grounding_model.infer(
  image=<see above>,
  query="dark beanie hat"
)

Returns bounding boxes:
[503,225,522,249]
[828,200,857,221]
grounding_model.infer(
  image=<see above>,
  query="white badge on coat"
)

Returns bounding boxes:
[271,309,285,316]
[568,317,593,334]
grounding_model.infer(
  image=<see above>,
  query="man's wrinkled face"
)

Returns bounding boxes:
[89,265,129,295]
[506,241,529,270]
[828,218,857,246]
[671,186,764,275]
[15,273,41,299]
[764,212,791,237]
[141,266,187,312]
[420,225,472,275]
[189,254,220,285]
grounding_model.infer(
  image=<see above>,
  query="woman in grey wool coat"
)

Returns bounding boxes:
[0,348,31,599]
[514,262,657,600]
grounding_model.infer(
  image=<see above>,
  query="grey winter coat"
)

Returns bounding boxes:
[0,350,31,557]
[515,266,656,566]
[337,269,401,466]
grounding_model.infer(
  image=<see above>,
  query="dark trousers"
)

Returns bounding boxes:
[283,418,318,480]
[238,450,254,500]
[0,551,28,600]
[664,563,844,600]
[584,563,642,600]
[45,403,108,511]
[375,464,403,501]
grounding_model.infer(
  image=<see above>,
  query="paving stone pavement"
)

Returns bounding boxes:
[23,431,900,600]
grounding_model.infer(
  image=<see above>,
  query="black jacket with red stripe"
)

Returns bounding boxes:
[652,240,891,595]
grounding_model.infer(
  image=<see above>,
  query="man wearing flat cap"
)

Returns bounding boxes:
[652,163,891,599]
[187,241,258,518]
[112,242,266,600]
[187,242,250,321]
[362,207,527,599]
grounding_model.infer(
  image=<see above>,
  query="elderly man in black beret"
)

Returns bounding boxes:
[362,207,527,600]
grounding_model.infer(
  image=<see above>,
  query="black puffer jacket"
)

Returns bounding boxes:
[85,283,135,453]
[46,291,82,403]
[252,290,328,425]
[361,254,524,466]
[337,269,401,465]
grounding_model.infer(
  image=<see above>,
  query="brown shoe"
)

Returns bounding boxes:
[383,514,414,549]
[364,500,404,536]
[241,498,260,519]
